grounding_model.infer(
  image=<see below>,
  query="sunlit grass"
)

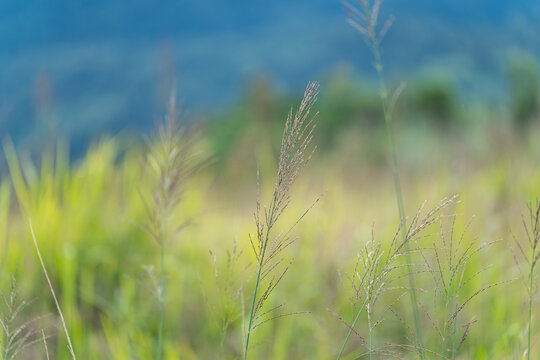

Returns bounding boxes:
[0,120,538,358]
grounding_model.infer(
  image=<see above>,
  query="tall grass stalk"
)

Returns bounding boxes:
[29,220,76,360]
[243,82,319,359]
[528,262,534,360]
[344,0,425,356]
[525,202,540,360]
[142,90,202,360]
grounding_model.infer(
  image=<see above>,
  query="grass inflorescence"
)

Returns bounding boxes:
[141,90,205,360]
[336,197,455,359]
[244,81,320,359]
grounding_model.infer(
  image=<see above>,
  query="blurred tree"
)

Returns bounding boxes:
[317,70,382,148]
[410,76,458,127]
[506,54,539,128]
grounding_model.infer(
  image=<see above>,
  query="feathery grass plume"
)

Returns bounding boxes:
[336,197,455,360]
[142,90,204,360]
[419,212,504,359]
[508,200,540,360]
[243,81,319,359]
[0,275,46,360]
[342,0,425,356]
[29,220,76,360]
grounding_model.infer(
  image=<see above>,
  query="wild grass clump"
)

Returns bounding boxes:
[419,213,504,359]
[243,81,319,359]
[336,197,455,359]
[508,200,540,360]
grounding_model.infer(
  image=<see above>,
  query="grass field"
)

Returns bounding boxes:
[2,1,540,359]
[0,108,538,359]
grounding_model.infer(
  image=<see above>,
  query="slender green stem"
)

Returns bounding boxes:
[219,320,228,360]
[451,296,458,360]
[371,44,425,359]
[244,203,276,360]
[157,209,167,360]
[4,321,9,360]
[30,220,77,360]
[244,253,264,359]
[368,294,373,360]
[337,298,369,360]
[527,262,534,360]
[442,296,448,358]
[220,246,238,359]
[368,322,373,360]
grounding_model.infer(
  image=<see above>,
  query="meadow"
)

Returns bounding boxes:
[0,85,538,359]
[1,1,540,360]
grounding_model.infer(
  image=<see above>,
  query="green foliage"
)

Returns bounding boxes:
[317,72,383,147]
[507,54,540,128]
[0,119,539,358]
[409,76,459,127]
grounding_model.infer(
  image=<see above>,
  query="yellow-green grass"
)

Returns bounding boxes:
[0,123,538,359]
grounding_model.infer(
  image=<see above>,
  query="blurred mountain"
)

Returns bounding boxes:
[0,0,539,151]
[1,0,535,46]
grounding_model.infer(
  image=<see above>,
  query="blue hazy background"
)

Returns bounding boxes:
[1,0,539,151]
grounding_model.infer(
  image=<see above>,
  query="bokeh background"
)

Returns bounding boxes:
[2,0,540,152]
[1,1,540,359]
